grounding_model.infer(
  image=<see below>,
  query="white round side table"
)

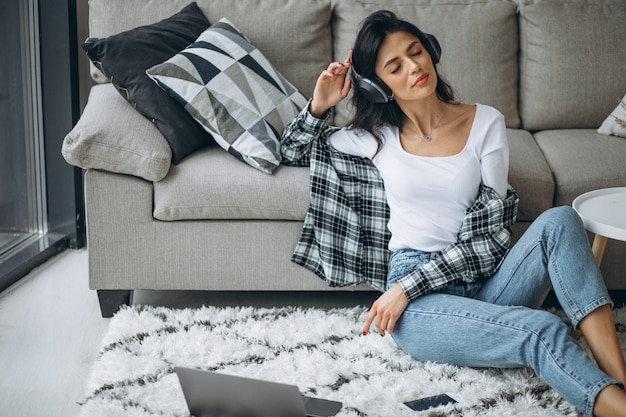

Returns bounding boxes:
[572,187,626,265]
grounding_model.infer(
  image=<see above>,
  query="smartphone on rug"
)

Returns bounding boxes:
[403,393,458,411]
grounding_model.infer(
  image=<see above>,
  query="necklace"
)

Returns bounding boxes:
[404,107,445,142]
[418,112,443,141]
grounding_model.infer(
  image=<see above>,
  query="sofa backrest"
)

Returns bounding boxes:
[87,0,625,132]
[87,0,333,100]
[332,0,521,128]
[518,0,626,130]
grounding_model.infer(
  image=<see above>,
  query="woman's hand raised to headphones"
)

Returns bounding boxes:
[309,50,352,118]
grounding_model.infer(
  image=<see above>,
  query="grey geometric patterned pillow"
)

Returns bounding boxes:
[146,18,308,174]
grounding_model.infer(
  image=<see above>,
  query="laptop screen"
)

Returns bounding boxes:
[176,367,308,417]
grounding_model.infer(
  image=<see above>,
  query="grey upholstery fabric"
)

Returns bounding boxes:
[62,84,171,181]
[534,129,626,207]
[332,0,520,128]
[154,148,310,221]
[193,0,332,101]
[86,169,371,291]
[506,129,554,222]
[519,0,626,130]
[88,0,333,101]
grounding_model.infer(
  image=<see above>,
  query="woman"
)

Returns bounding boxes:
[281,10,626,416]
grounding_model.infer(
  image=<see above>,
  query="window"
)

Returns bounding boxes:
[0,0,84,291]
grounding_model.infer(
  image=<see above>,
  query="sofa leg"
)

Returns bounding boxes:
[97,290,132,318]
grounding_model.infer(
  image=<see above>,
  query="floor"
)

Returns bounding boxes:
[0,249,106,417]
[0,249,379,417]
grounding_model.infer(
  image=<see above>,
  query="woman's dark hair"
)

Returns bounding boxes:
[349,10,457,152]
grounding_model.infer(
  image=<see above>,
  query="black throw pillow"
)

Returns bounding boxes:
[82,2,213,164]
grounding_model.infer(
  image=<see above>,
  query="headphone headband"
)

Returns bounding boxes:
[353,32,441,103]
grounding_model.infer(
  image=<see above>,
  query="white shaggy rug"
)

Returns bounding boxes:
[79,304,626,417]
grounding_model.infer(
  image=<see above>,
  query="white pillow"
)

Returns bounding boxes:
[598,93,626,138]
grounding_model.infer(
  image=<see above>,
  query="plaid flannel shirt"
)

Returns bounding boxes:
[281,104,519,300]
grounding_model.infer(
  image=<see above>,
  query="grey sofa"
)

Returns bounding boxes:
[64,0,626,317]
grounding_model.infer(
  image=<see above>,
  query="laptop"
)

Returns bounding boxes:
[175,367,343,417]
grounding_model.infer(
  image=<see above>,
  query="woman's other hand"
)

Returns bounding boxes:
[309,50,352,118]
[362,284,409,336]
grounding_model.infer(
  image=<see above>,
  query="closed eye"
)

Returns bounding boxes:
[390,49,421,74]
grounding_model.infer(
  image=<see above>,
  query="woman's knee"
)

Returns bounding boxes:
[531,206,587,243]
[537,206,582,228]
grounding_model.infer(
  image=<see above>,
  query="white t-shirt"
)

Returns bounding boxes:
[329,104,509,252]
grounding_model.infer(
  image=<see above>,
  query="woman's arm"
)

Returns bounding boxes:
[280,105,334,167]
[480,111,509,198]
[281,51,353,166]
[396,185,518,300]
[363,185,519,336]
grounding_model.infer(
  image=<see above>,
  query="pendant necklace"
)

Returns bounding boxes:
[418,112,443,142]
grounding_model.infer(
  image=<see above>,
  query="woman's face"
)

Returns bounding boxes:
[375,31,438,103]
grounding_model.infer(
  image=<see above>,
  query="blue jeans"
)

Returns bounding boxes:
[386,206,619,416]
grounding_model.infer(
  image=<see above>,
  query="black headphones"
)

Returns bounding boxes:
[352,32,441,103]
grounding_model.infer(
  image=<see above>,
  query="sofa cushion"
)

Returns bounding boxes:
[82,3,213,164]
[534,130,626,207]
[332,0,520,128]
[519,0,626,130]
[598,93,626,138]
[147,18,308,174]
[62,84,171,182]
[506,129,555,222]
[153,147,310,221]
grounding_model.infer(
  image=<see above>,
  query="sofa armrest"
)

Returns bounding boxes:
[85,169,159,290]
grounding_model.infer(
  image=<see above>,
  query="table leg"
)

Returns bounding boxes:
[591,234,608,266]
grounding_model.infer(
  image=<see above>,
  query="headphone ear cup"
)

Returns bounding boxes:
[357,76,393,103]
[352,67,392,103]
[423,33,442,64]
